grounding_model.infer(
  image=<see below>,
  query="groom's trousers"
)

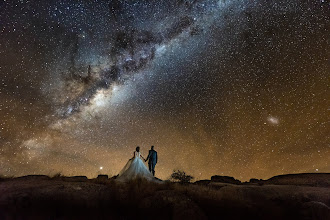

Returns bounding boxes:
[148,163,155,176]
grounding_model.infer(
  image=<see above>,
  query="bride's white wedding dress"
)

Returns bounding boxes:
[116,151,155,181]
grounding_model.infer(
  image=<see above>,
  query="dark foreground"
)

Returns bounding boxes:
[0,174,329,220]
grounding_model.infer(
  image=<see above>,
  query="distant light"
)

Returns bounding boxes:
[315,169,318,172]
[100,166,103,170]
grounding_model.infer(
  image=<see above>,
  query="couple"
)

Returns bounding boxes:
[117,146,158,182]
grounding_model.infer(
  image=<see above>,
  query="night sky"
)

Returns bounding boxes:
[0,0,329,181]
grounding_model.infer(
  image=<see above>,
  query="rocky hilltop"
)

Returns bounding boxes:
[263,173,330,186]
[0,173,329,220]
[196,173,330,187]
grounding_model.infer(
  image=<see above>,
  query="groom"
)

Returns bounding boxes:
[145,145,157,176]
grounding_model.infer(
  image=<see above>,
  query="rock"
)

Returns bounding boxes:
[249,178,260,183]
[17,175,50,180]
[211,175,241,184]
[139,190,207,220]
[63,176,88,182]
[194,180,211,185]
[302,201,330,220]
[154,177,163,182]
[109,175,118,180]
[265,173,330,187]
[97,175,108,180]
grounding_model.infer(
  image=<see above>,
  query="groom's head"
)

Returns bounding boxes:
[151,145,154,150]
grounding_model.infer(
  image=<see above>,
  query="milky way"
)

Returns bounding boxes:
[0,0,329,181]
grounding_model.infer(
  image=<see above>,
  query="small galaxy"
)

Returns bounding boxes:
[0,0,329,181]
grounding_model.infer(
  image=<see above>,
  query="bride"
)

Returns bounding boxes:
[116,146,155,181]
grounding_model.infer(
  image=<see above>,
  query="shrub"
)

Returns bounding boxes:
[170,170,194,184]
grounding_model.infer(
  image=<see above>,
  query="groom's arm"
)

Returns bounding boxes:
[145,151,150,162]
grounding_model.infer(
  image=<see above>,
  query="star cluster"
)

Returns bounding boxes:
[0,0,329,181]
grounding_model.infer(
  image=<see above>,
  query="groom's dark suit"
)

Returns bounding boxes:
[146,149,157,176]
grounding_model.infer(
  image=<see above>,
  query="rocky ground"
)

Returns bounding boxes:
[0,173,329,220]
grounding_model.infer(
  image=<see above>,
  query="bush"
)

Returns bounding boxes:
[170,170,194,184]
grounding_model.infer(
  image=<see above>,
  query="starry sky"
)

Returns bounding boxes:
[0,0,329,181]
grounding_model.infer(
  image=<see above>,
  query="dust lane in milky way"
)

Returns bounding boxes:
[0,0,329,181]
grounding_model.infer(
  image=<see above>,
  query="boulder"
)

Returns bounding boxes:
[97,175,108,180]
[110,175,118,180]
[265,173,330,187]
[211,175,241,184]
[249,178,260,183]
[17,175,50,180]
[63,176,88,182]
[194,180,211,185]
[302,201,330,220]
[139,190,207,220]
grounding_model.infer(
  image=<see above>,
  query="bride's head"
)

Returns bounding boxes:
[136,146,140,152]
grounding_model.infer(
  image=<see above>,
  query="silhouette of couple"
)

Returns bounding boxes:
[117,146,158,181]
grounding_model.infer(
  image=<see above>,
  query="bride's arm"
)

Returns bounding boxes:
[140,155,146,161]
